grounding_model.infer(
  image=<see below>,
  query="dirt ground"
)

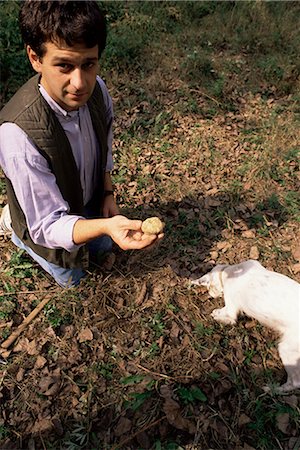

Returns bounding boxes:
[1,19,300,450]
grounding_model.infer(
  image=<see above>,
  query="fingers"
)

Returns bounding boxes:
[141,233,164,251]
[128,236,157,250]
[125,219,143,231]
[110,215,165,250]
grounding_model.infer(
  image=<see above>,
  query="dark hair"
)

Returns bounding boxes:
[19,0,107,58]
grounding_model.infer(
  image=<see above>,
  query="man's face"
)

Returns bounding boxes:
[27,41,99,111]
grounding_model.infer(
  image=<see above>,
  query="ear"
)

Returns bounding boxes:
[191,274,210,287]
[26,46,43,73]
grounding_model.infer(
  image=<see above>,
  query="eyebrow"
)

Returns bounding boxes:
[52,57,98,64]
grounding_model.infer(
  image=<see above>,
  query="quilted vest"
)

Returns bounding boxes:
[0,74,108,269]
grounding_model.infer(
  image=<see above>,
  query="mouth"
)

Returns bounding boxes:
[68,92,88,99]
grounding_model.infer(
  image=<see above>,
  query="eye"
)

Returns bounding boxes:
[83,62,96,70]
[56,63,73,72]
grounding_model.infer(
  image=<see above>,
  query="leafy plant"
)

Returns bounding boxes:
[120,374,145,385]
[43,303,72,329]
[92,361,114,380]
[6,250,37,279]
[149,312,165,338]
[0,295,16,320]
[125,389,154,411]
[0,424,9,440]
[176,385,207,405]
[194,322,215,337]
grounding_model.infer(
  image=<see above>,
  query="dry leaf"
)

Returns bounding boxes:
[136,431,151,449]
[276,412,290,434]
[34,355,47,369]
[292,263,300,274]
[241,230,256,239]
[39,368,61,396]
[238,413,251,427]
[31,418,53,435]
[135,281,147,306]
[78,327,93,343]
[160,385,196,434]
[170,321,180,340]
[291,245,300,262]
[283,395,298,409]
[16,368,25,382]
[249,245,259,259]
[114,416,132,437]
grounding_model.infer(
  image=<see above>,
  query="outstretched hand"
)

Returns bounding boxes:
[107,215,163,250]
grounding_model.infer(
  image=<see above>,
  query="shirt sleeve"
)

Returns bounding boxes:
[0,122,84,252]
[96,76,114,172]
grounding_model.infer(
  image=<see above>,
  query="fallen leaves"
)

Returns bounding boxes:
[160,385,196,434]
[249,245,260,260]
[78,327,93,343]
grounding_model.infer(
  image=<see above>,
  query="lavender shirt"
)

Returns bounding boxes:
[0,76,114,253]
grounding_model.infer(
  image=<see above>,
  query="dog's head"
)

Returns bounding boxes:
[191,264,227,298]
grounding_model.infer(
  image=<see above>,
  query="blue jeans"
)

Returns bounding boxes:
[12,232,112,289]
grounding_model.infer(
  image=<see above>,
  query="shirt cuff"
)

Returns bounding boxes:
[46,215,85,253]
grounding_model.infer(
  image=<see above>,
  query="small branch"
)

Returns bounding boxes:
[0,289,56,296]
[1,295,52,349]
[134,363,194,381]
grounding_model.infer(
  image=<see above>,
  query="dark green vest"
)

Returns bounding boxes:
[0,74,108,269]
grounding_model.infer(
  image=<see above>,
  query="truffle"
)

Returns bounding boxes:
[141,217,165,235]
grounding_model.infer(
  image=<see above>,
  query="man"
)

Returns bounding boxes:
[0,1,162,288]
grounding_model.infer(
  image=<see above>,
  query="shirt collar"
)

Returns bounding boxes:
[38,84,81,119]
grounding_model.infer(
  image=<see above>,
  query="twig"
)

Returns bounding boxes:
[0,289,56,296]
[1,295,52,349]
[111,415,167,450]
[134,362,194,381]
[190,88,222,106]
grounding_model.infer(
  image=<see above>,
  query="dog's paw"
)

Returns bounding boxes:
[211,308,236,325]
[263,381,299,394]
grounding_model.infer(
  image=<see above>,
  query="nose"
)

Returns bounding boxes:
[70,68,85,91]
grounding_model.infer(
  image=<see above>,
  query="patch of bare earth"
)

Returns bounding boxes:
[1,79,300,448]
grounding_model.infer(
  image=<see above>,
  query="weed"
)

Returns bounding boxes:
[194,322,214,337]
[154,441,184,450]
[92,361,114,380]
[149,312,165,338]
[284,147,299,163]
[0,1,34,105]
[176,385,207,405]
[43,303,72,329]
[181,50,214,85]
[61,423,93,450]
[0,179,6,196]
[166,303,179,313]
[148,342,160,357]
[208,371,221,380]
[5,250,37,279]
[283,191,300,221]
[0,295,16,320]
[246,396,300,449]
[0,424,9,440]
[243,349,257,366]
[120,374,145,385]
[257,56,284,83]
[125,389,154,411]
[0,327,10,340]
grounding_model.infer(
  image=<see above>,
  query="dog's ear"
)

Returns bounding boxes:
[191,274,210,287]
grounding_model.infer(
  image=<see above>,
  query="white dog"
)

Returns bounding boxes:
[191,260,300,393]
